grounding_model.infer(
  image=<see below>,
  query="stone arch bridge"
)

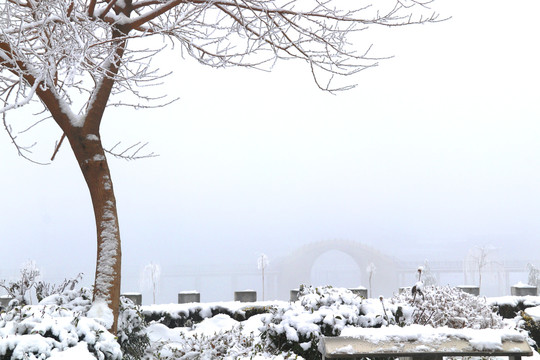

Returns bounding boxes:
[273,239,399,298]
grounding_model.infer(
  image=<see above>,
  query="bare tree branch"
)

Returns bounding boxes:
[105,141,158,160]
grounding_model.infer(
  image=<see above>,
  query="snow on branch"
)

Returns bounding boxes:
[1,0,443,159]
[105,141,158,160]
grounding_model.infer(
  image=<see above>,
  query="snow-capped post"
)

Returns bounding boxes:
[1,0,442,334]
[258,254,269,301]
[366,262,376,298]
[141,262,161,304]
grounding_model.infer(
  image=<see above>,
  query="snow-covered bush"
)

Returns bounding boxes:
[488,296,540,319]
[0,274,154,360]
[142,304,272,329]
[519,311,540,350]
[0,261,41,306]
[390,285,504,329]
[260,285,370,360]
[151,324,265,359]
[38,287,151,360]
[117,297,150,360]
[35,273,84,303]
[0,299,121,360]
[527,264,540,289]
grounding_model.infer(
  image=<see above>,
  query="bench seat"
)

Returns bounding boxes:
[320,326,533,360]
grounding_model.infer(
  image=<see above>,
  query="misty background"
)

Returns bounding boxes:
[1,0,539,304]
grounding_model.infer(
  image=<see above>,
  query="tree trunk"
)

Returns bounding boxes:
[66,127,122,333]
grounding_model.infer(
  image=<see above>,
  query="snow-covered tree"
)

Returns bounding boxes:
[422,260,437,286]
[1,0,440,332]
[366,262,376,298]
[140,262,161,304]
[257,253,269,301]
[464,245,497,290]
[527,263,540,288]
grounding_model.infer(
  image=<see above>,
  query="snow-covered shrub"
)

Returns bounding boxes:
[390,285,504,329]
[142,304,272,328]
[0,261,41,306]
[40,286,151,360]
[488,297,540,319]
[37,282,93,315]
[35,273,84,303]
[519,311,540,350]
[0,275,156,360]
[151,324,268,360]
[117,296,150,360]
[260,285,369,360]
[0,300,121,360]
[421,261,438,287]
[528,264,540,289]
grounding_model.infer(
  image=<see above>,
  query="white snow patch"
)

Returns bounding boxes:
[335,344,354,354]
[525,306,540,321]
[514,281,537,288]
[103,175,112,190]
[57,97,84,127]
[87,300,114,329]
[86,134,99,141]
[193,314,237,334]
[48,342,96,360]
[10,334,52,359]
[93,154,105,161]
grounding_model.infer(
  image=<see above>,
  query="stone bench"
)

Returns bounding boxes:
[320,325,533,360]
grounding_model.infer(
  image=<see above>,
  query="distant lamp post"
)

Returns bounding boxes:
[258,254,269,301]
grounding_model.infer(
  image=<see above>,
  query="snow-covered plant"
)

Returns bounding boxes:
[366,263,376,298]
[39,286,93,314]
[0,260,41,306]
[0,291,121,360]
[518,311,540,350]
[117,296,150,360]
[43,283,151,360]
[260,285,369,360]
[152,325,266,360]
[35,273,84,303]
[528,263,540,288]
[422,260,438,287]
[140,263,161,305]
[390,285,504,329]
[258,254,269,301]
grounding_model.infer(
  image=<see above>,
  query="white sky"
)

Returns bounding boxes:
[1,0,539,299]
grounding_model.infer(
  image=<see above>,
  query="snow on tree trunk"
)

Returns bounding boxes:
[67,129,122,333]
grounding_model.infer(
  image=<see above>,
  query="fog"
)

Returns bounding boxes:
[1,0,539,304]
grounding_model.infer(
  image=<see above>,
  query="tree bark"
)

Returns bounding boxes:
[66,127,122,333]
[31,34,127,333]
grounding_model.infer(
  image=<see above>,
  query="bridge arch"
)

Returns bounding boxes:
[275,240,398,298]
